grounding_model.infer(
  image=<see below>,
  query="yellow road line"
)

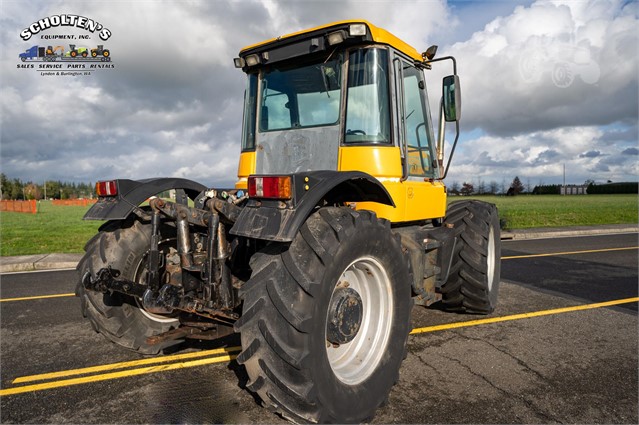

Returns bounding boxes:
[13,346,242,384]
[2,298,637,397]
[411,297,639,334]
[502,246,638,260]
[0,293,75,303]
[0,353,237,397]
[3,246,635,302]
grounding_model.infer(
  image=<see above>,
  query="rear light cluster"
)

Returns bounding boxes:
[96,180,118,197]
[248,176,292,200]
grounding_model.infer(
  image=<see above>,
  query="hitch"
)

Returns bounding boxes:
[82,266,179,313]
[83,266,239,321]
[82,267,148,298]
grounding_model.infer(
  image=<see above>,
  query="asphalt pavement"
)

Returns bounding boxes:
[0,224,637,274]
[1,232,637,423]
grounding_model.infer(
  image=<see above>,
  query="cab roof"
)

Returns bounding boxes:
[238,20,423,65]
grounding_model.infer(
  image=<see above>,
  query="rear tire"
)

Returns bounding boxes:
[440,201,501,314]
[76,217,180,355]
[235,207,412,423]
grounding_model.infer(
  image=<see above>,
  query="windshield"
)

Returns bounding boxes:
[258,55,342,132]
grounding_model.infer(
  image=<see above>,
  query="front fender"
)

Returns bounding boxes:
[84,178,207,221]
[230,171,394,242]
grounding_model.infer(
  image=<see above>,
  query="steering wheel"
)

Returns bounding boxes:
[346,129,366,135]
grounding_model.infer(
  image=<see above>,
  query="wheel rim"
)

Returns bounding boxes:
[133,241,179,324]
[325,256,394,385]
[487,226,495,291]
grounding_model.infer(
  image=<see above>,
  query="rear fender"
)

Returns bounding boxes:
[84,178,207,221]
[230,171,394,242]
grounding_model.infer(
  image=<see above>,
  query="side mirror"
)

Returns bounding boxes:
[443,75,461,122]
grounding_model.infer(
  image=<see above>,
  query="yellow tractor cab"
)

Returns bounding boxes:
[234,20,460,223]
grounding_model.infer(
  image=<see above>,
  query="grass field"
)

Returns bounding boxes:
[460,194,638,229]
[1,201,101,257]
[0,195,637,256]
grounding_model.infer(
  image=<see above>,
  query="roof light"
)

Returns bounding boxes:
[234,57,245,68]
[349,24,367,36]
[96,180,118,197]
[422,45,438,61]
[248,176,292,199]
[245,54,261,67]
[327,30,345,46]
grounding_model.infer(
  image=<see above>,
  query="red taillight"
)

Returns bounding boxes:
[96,180,118,197]
[248,176,292,199]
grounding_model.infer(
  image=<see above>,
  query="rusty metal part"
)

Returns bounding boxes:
[326,287,363,345]
[176,210,194,269]
[146,323,235,345]
[207,198,242,223]
[216,222,230,261]
[149,197,210,227]
[206,213,220,285]
[82,267,147,298]
[165,251,182,286]
[147,210,162,290]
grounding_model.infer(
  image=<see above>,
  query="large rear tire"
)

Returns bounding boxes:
[440,200,501,314]
[235,207,412,423]
[76,217,180,355]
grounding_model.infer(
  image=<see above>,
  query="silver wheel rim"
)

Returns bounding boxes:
[326,256,394,385]
[487,226,495,291]
[134,253,178,324]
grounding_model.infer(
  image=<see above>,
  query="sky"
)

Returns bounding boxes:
[1,0,637,190]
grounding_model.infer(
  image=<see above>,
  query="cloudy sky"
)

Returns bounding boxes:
[1,0,637,190]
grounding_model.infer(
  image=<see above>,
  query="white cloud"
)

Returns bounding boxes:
[0,0,637,189]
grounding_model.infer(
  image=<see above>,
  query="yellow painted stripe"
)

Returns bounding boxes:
[410,297,639,334]
[502,246,638,260]
[0,354,237,396]
[2,298,637,397]
[3,248,635,302]
[13,346,242,384]
[0,293,75,302]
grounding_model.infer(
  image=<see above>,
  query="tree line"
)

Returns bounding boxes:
[0,174,94,200]
[449,176,638,196]
[448,176,525,196]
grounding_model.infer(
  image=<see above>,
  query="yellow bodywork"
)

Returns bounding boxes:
[239,20,422,62]
[235,20,446,223]
[338,146,446,222]
[235,151,255,190]
[236,145,447,222]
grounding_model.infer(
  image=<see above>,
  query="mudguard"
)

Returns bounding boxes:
[84,178,207,221]
[230,170,394,242]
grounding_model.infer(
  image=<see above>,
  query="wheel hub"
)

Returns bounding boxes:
[326,287,363,345]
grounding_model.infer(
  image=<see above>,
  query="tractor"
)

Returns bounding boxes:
[78,20,500,424]
[91,45,110,58]
[68,44,88,58]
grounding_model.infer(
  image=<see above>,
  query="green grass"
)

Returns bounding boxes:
[454,194,638,229]
[1,201,102,256]
[1,195,637,256]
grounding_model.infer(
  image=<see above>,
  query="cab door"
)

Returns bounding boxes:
[394,56,447,221]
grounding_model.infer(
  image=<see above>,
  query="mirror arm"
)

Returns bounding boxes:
[422,55,457,75]
[437,98,445,171]
[441,120,460,180]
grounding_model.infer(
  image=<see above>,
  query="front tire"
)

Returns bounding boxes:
[235,207,412,423]
[76,217,180,355]
[440,201,501,314]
